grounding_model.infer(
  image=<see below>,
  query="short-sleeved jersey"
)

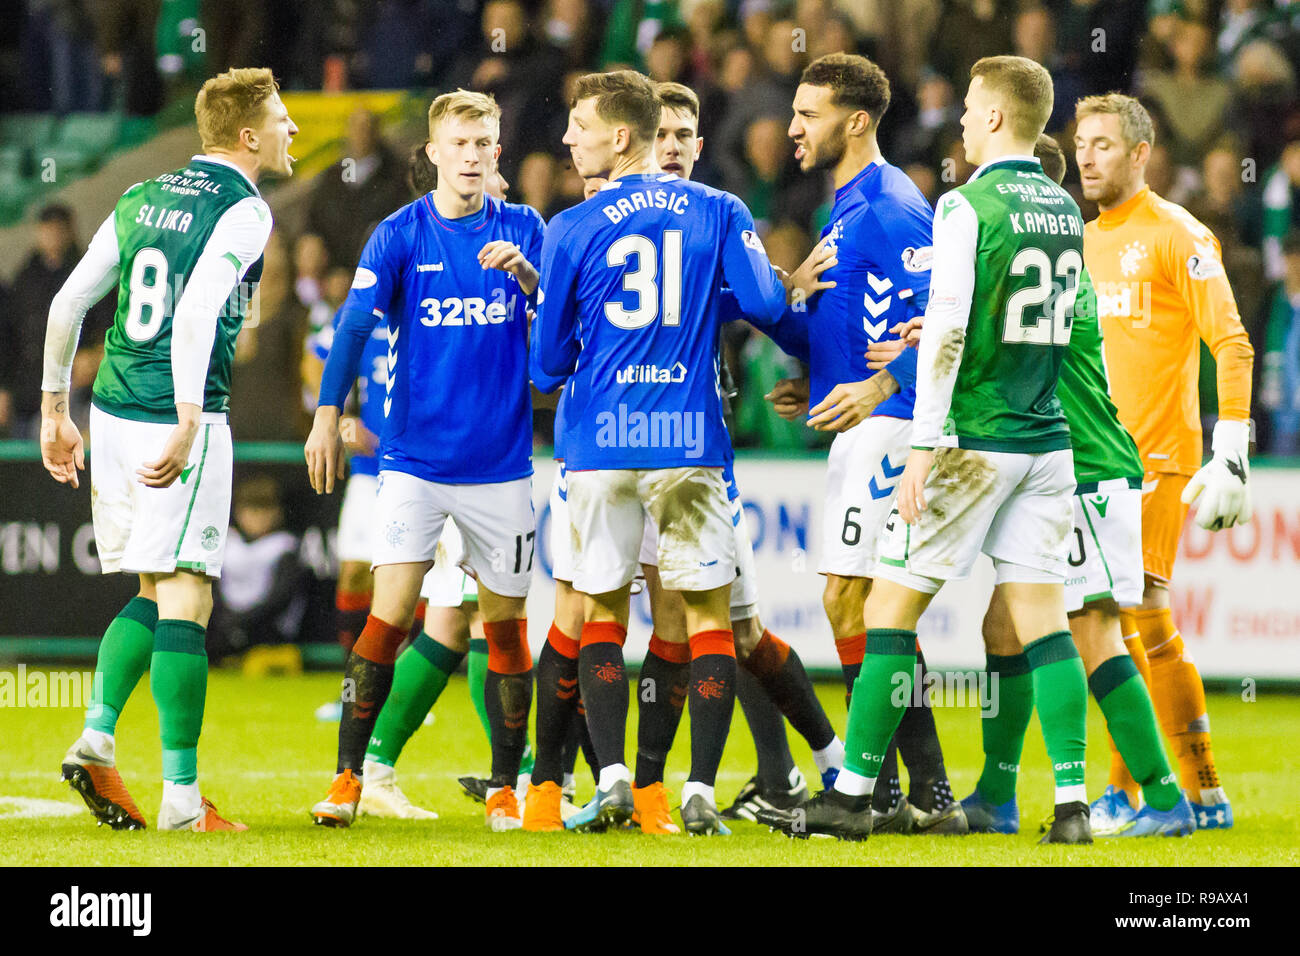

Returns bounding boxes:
[1086,186,1254,476]
[1057,268,1143,487]
[93,157,269,422]
[310,308,387,477]
[804,161,933,418]
[533,173,785,470]
[914,157,1081,453]
[334,193,544,484]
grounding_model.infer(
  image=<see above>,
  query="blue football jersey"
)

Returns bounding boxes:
[805,161,933,420]
[534,174,786,470]
[320,194,544,484]
[310,306,388,477]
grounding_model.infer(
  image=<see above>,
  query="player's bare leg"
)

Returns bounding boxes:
[312,560,428,827]
[63,574,159,830]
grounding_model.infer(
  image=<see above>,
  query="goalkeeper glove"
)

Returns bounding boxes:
[1182,419,1252,530]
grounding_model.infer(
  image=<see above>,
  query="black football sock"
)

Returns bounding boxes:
[686,630,737,787]
[483,619,532,789]
[742,629,836,752]
[871,741,902,813]
[578,622,629,773]
[532,624,580,785]
[634,636,690,788]
[736,665,796,794]
[897,651,954,812]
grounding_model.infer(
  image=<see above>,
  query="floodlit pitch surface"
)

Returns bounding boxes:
[2,670,1296,866]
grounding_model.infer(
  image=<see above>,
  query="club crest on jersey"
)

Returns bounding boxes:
[1186,243,1223,280]
[900,245,932,273]
[352,267,378,289]
[1119,241,1147,277]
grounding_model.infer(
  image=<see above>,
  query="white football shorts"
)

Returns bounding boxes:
[89,404,233,578]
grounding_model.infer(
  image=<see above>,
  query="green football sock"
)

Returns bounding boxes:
[85,596,158,735]
[974,651,1033,805]
[365,634,465,766]
[841,630,918,778]
[1025,631,1088,804]
[467,638,492,742]
[1089,654,1181,812]
[150,620,208,785]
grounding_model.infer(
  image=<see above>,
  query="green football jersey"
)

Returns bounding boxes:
[92,157,267,423]
[930,158,1084,453]
[1057,268,1143,488]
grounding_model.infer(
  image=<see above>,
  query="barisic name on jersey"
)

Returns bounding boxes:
[600,188,691,223]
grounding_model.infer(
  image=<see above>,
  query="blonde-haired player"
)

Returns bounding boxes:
[45,68,296,831]
[306,89,544,830]
[1075,93,1254,832]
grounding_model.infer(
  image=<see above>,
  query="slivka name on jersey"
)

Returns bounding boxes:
[594,404,705,458]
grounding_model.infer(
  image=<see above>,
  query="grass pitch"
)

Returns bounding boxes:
[2,669,1296,866]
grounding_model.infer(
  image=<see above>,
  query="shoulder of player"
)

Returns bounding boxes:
[1146,191,1218,247]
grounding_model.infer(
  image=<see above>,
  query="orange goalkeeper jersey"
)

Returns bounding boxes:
[1085,186,1254,476]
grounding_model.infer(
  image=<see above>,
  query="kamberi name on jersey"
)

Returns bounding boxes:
[615,361,686,384]
[1010,209,1084,236]
[601,181,691,223]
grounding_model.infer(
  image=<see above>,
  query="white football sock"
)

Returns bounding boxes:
[681,781,715,807]
[81,728,114,761]
[813,736,845,774]
[833,766,875,797]
[161,780,201,815]
[362,758,394,782]
[597,764,631,792]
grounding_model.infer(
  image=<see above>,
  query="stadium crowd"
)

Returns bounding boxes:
[4,0,1300,454]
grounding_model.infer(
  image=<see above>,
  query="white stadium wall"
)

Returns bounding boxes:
[524,458,1300,680]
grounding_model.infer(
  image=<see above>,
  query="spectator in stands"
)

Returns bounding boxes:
[735,114,824,234]
[22,0,106,113]
[230,233,308,441]
[1262,233,1300,455]
[293,232,330,310]
[0,204,111,438]
[600,0,684,69]
[892,71,960,170]
[1142,18,1233,168]
[1233,39,1299,180]
[92,0,163,115]
[1262,138,1300,283]
[208,474,307,663]
[1012,3,1084,135]
[543,0,600,70]
[305,108,409,270]
[517,152,566,221]
[447,0,568,182]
